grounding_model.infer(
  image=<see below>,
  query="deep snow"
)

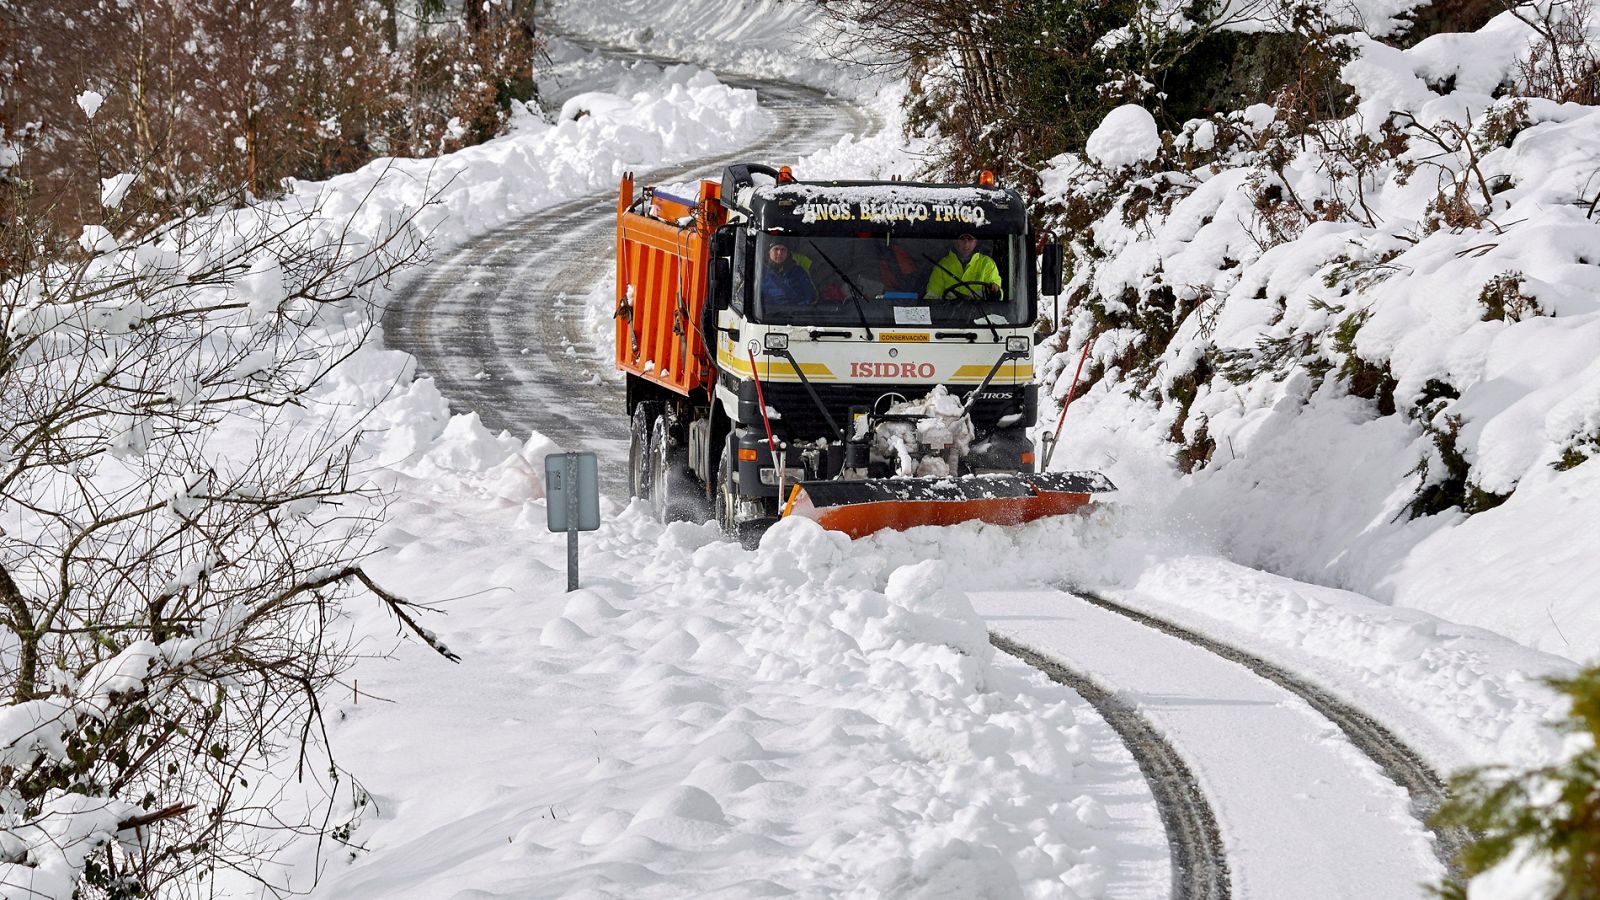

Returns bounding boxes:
[1038,8,1600,662]
[74,3,1589,899]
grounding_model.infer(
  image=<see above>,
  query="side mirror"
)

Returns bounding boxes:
[1041,242,1064,297]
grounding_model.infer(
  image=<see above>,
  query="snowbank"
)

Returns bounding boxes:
[291,55,770,259]
[1086,105,1160,170]
[272,422,1165,897]
[545,0,881,98]
[1040,8,1600,659]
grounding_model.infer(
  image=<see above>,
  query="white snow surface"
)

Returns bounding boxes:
[98,172,136,209]
[545,0,883,98]
[74,90,103,120]
[289,485,1166,898]
[32,3,1590,898]
[980,587,1444,899]
[1085,105,1160,170]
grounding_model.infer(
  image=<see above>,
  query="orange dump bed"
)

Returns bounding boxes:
[615,175,728,398]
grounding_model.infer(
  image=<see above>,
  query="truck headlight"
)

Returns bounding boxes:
[764,332,789,352]
[1005,336,1030,354]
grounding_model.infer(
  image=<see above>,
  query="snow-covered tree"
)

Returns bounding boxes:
[0,155,456,895]
[0,0,542,233]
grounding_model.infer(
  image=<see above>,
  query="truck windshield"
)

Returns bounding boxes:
[753,233,1029,328]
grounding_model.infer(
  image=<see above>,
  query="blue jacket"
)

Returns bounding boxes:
[762,262,816,306]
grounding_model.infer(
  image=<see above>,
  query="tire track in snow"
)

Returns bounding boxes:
[991,634,1232,900]
[385,34,874,500]
[1065,588,1471,878]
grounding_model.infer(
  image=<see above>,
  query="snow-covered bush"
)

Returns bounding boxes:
[0,174,455,896]
[1041,3,1600,512]
[821,0,1263,189]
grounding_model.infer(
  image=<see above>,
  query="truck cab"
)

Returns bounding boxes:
[617,163,1074,536]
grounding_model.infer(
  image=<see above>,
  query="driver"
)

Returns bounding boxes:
[924,233,1001,300]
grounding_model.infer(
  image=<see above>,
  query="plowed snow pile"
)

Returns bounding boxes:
[271,422,1162,896]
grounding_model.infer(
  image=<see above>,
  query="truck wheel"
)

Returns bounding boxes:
[628,402,660,500]
[648,413,705,523]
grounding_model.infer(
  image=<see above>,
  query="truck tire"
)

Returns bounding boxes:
[648,413,706,523]
[628,402,661,500]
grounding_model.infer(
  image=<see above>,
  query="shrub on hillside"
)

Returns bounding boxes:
[1028,2,1600,517]
[1432,664,1600,899]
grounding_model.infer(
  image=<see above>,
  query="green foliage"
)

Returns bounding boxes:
[1433,664,1600,898]
[1554,435,1599,472]
[897,0,1146,190]
[1336,353,1398,417]
[1405,395,1512,519]
[1479,272,1547,322]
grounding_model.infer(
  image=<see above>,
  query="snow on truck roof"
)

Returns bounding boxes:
[747,180,1029,235]
[753,180,1012,204]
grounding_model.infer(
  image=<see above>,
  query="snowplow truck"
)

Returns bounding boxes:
[616,163,1113,538]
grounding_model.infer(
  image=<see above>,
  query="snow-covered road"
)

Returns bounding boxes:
[984,589,1445,898]
[385,35,873,498]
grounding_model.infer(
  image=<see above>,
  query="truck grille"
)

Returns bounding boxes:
[737,380,1034,440]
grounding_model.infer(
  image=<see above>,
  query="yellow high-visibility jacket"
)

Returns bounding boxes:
[925,252,1001,299]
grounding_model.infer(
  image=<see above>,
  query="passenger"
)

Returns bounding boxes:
[924,233,1001,300]
[761,241,817,306]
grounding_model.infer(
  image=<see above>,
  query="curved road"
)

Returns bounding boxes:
[983,587,1458,898]
[387,39,872,499]
[385,32,1462,900]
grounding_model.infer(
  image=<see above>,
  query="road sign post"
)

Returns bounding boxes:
[544,452,600,591]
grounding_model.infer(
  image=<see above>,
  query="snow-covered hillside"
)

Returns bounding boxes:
[1039,8,1600,659]
[546,0,868,96]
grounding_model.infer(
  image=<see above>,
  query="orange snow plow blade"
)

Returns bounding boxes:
[782,471,1115,539]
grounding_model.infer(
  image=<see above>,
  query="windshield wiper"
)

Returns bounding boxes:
[919,252,1001,343]
[808,244,874,339]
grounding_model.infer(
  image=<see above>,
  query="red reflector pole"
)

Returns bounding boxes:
[1043,334,1094,470]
